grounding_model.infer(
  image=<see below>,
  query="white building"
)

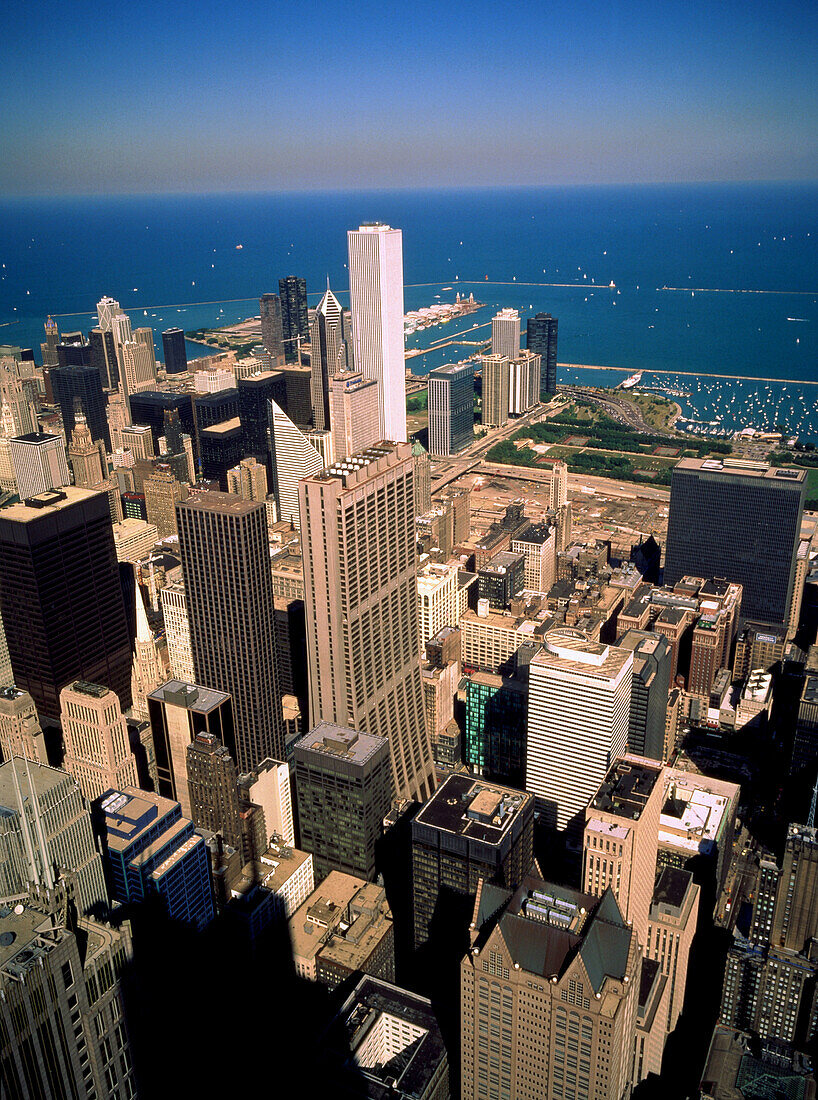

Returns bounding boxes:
[491,308,520,362]
[193,367,235,393]
[270,399,324,529]
[508,351,541,416]
[239,757,295,847]
[9,433,70,500]
[112,518,159,563]
[160,581,195,683]
[417,560,462,646]
[347,224,406,443]
[526,628,633,831]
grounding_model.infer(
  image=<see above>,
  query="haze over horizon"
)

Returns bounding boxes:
[3,0,817,197]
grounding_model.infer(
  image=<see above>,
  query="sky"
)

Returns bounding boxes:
[2,0,817,195]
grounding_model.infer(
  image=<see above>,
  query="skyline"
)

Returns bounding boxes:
[3,0,817,196]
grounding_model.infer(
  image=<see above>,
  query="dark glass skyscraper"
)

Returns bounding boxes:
[526,311,558,396]
[278,275,309,362]
[129,390,195,449]
[237,370,286,469]
[259,293,284,363]
[49,364,111,449]
[176,492,284,771]
[427,362,474,455]
[162,327,188,374]
[664,458,806,628]
[89,326,119,388]
[0,487,133,720]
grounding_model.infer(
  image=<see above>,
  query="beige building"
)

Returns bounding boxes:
[417,559,462,646]
[0,686,47,763]
[159,581,194,683]
[59,681,137,802]
[480,353,509,429]
[330,370,380,462]
[461,872,640,1100]
[112,518,159,562]
[299,443,435,803]
[460,606,547,674]
[237,757,295,848]
[120,424,155,461]
[226,456,268,501]
[288,872,395,989]
[144,467,187,539]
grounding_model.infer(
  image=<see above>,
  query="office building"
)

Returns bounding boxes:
[664,458,806,627]
[413,439,432,515]
[237,369,284,468]
[477,551,526,610]
[119,339,156,401]
[133,326,157,374]
[617,630,672,760]
[526,311,558,396]
[508,351,541,416]
[0,757,107,914]
[67,412,111,491]
[417,560,462,647]
[0,686,46,763]
[295,722,391,883]
[279,275,309,362]
[0,885,135,1100]
[59,681,137,803]
[300,443,435,802]
[227,455,268,500]
[549,458,567,507]
[480,353,509,429]
[491,307,520,361]
[461,873,639,1100]
[526,628,632,831]
[464,670,529,788]
[89,324,119,390]
[428,362,474,456]
[159,582,195,683]
[50,364,110,449]
[112,517,158,562]
[646,866,700,1037]
[347,224,406,442]
[411,774,533,948]
[129,391,195,450]
[199,416,244,488]
[289,873,395,988]
[98,786,214,930]
[9,433,70,499]
[162,326,187,374]
[144,466,187,538]
[147,679,234,815]
[321,975,449,1100]
[310,283,345,430]
[41,314,60,366]
[270,398,324,527]
[460,606,547,675]
[512,523,556,593]
[330,369,380,462]
[260,292,285,364]
[0,488,133,721]
[658,767,739,890]
[177,492,283,770]
[185,730,244,852]
[238,756,295,847]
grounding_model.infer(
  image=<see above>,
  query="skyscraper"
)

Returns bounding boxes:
[176,492,283,770]
[480,353,509,428]
[279,275,309,362]
[664,458,806,627]
[526,628,633,831]
[237,370,285,472]
[9,433,70,499]
[428,362,474,455]
[0,686,46,763]
[347,224,406,442]
[270,398,324,527]
[260,292,285,365]
[299,442,435,801]
[162,326,188,374]
[0,488,133,720]
[617,629,672,760]
[59,680,138,802]
[50,363,111,448]
[491,307,521,361]
[526,311,559,396]
[309,282,344,430]
[88,327,119,389]
[330,370,380,462]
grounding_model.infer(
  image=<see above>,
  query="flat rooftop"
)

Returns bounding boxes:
[534,628,632,680]
[675,457,806,483]
[177,491,263,515]
[295,721,387,767]
[200,417,242,436]
[148,679,230,713]
[659,770,737,855]
[414,773,531,845]
[0,485,102,523]
[590,758,662,820]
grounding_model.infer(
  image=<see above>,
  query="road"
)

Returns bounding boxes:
[563,385,677,437]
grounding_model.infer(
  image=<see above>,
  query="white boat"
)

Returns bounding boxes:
[621,371,643,390]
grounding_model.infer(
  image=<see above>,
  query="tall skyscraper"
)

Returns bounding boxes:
[9,433,70,499]
[89,327,119,389]
[617,630,672,760]
[176,492,283,770]
[428,362,474,455]
[330,369,380,462]
[299,442,435,801]
[491,307,520,361]
[95,295,121,334]
[526,311,559,396]
[59,680,138,802]
[260,293,285,365]
[526,628,633,831]
[347,224,406,442]
[50,363,111,448]
[159,582,195,683]
[0,488,133,720]
[480,354,509,428]
[295,721,392,883]
[270,399,324,527]
[279,275,309,362]
[237,370,285,471]
[310,282,344,430]
[162,326,188,374]
[664,458,806,627]
[227,455,268,500]
[0,686,46,763]
[119,339,157,397]
[41,314,60,367]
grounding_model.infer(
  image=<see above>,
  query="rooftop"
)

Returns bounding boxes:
[0,485,101,523]
[675,457,806,483]
[177,491,263,516]
[200,417,242,437]
[590,758,662,821]
[148,679,230,713]
[295,721,388,767]
[534,628,632,679]
[414,773,531,845]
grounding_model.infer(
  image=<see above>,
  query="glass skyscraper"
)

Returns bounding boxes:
[427,362,474,456]
[526,311,558,396]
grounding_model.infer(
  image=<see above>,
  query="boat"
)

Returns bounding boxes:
[235,244,243,250]
[620,371,643,390]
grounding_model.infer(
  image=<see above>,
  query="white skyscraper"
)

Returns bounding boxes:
[9,433,70,500]
[270,399,325,528]
[491,308,521,362]
[160,581,195,683]
[526,628,633,832]
[96,296,122,333]
[347,224,406,443]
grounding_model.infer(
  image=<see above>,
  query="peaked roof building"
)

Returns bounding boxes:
[270,399,325,528]
[310,282,344,431]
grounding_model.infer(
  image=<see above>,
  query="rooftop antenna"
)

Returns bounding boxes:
[808,770,818,830]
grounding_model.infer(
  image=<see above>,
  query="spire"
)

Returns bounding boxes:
[134,570,153,643]
[809,770,818,829]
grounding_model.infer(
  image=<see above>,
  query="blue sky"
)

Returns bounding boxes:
[2,0,816,194]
